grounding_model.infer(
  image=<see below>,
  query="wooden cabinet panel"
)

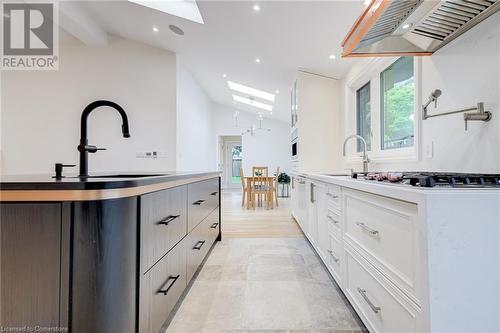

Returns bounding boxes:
[0,203,62,330]
[139,240,187,333]
[71,198,138,333]
[186,216,212,283]
[187,178,219,232]
[141,186,188,273]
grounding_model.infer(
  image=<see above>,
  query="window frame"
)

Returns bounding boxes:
[356,81,371,152]
[345,57,421,164]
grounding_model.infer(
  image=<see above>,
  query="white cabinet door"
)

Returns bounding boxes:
[315,184,328,261]
[290,176,299,219]
[306,180,317,246]
[296,177,307,233]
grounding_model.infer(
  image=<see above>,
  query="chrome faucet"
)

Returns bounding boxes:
[342,134,370,173]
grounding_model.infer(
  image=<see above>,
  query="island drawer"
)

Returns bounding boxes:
[344,188,418,298]
[206,208,220,243]
[186,215,213,282]
[344,247,418,333]
[139,241,187,333]
[187,178,220,232]
[140,186,188,273]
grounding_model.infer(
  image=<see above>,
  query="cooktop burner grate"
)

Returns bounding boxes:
[353,172,500,188]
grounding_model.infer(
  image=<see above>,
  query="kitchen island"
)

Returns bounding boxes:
[0,172,221,333]
[290,172,500,333]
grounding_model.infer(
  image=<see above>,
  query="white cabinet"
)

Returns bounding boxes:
[307,180,327,260]
[295,174,500,333]
[292,176,307,232]
[295,176,421,333]
[290,71,342,173]
[344,244,419,333]
[343,188,420,303]
[290,175,299,219]
[305,180,317,246]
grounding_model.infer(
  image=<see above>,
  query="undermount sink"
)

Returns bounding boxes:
[77,174,168,179]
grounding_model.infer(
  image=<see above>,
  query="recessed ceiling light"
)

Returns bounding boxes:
[232,95,273,111]
[253,4,260,11]
[128,0,204,24]
[329,54,336,60]
[275,90,280,94]
[152,26,159,32]
[233,101,237,104]
[228,81,275,102]
[222,74,227,78]
[169,25,184,35]
[255,58,261,64]
[402,23,412,30]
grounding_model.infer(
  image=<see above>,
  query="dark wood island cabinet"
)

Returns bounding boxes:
[0,172,221,333]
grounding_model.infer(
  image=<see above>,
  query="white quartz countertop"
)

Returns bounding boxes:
[294,172,500,204]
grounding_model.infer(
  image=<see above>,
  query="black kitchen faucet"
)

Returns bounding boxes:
[77,100,130,178]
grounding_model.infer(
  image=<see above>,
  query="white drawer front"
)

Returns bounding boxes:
[327,233,342,285]
[344,189,418,300]
[345,247,418,333]
[326,184,341,210]
[326,208,341,236]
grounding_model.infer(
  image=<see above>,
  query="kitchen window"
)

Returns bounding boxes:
[356,82,371,152]
[380,57,414,150]
[349,56,419,162]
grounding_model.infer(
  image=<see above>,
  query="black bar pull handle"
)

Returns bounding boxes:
[193,240,206,250]
[157,275,180,295]
[157,215,180,226]
[210,191,218,196]
[210,222,219,229]
[193,200,205,205]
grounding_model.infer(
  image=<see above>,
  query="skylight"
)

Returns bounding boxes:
[232,95,273,111]
[228,81,275,102]
[128,0,204,24]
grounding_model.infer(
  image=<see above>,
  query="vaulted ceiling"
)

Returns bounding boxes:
[64,1,364,122]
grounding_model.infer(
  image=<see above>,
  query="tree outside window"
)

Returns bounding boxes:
[380,57,414,150]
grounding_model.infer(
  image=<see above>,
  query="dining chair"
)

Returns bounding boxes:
[273,166,280,207]
[240,167,251,208]
[251,166,270,209]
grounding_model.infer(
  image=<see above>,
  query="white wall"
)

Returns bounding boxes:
[176,61,216,171]
[212,103,291,176]
[340,12,500,173]
[1,36,177,175]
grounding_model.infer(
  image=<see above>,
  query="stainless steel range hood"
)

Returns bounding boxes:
[342,0,500,57]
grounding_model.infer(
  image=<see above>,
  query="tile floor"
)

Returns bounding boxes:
[165,190,365,333]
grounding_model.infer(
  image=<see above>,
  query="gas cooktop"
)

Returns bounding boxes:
[352,172,500,188]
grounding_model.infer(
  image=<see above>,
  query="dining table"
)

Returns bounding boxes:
[243,176,276,209]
